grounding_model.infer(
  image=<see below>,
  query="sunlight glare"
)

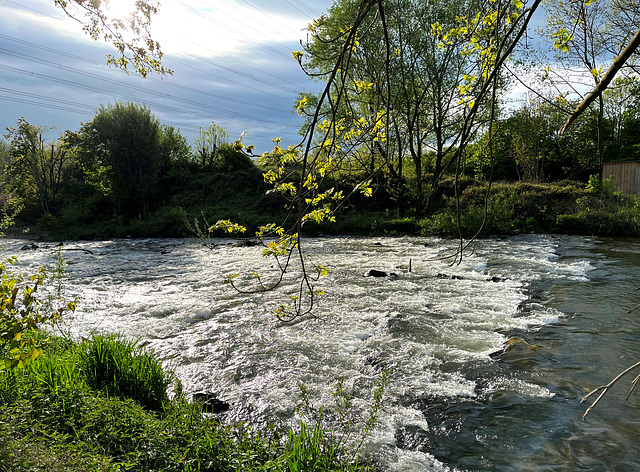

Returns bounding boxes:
[104,0,137,20]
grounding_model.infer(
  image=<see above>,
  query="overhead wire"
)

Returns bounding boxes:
[0,0,327,138]
[0,89,206,134]
[0,50,291,123]
[173,0,295,61]
[284,0,323,19]
[0,63,292,132]
[4,0,313,97]
[0,36,294,114]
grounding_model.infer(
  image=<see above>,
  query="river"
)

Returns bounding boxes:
[5,234,640,471]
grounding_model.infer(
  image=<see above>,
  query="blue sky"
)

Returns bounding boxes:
[0,0,335,152]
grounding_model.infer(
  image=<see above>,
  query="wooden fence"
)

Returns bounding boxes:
[603,161,640,195]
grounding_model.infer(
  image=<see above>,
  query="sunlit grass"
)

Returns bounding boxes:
[0,333,380,472]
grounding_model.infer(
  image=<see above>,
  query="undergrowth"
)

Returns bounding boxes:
[0,333,383,472]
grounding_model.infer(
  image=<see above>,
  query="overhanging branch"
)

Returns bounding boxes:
[559,26,640,135]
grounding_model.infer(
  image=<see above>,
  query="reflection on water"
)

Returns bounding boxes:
[5,234,640,471]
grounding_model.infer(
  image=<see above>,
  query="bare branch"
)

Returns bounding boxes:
[559,25,640,135]
[581,361,640,420]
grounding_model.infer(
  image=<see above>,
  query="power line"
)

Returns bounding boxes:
[235,0,302,36]
[284,0,323,19]
[0,37,294,115]
[174,0,294,61]
[0,63,293,131]
[1,0,314,141]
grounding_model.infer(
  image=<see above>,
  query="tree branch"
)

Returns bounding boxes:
[559,25,640,135]
[581,360,640,420]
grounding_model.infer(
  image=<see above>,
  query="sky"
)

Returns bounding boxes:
[0,0,336,152]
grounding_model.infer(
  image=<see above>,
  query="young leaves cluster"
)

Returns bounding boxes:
[0,261,75,369]
[54,0,171,77]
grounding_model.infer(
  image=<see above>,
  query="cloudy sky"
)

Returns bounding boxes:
[0,0,335,152]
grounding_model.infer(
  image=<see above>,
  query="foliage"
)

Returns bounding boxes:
[66,102,162,218]
[77,333,172,411]
[3,118,70,216]
[418,181,589,235]
[287,373,388,472]
[158,124,192,168]
[53,0,170,77]
[0,261,75,370]
[0,333,383,472]
[194,121,230,167]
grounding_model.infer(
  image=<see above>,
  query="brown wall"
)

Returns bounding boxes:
[603,161,640,194]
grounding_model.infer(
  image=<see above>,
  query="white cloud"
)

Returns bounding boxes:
[150,0,312,59]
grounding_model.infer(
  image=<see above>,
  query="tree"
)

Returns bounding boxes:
[68,102,162,218]
[541,0,640,179]
[3,118,70,215]
[602,76,640,160]
[299,0,475,216]
[194,122,230,167]
[159,125,192,169]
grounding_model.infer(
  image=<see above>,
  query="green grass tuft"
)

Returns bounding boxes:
[0,333,381,472]
[78,333,171,412]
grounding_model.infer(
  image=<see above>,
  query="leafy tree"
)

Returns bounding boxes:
[69,102,162,218]
[540,0,639,180]
[159,125,192,169]
[3,118,70,216]
[194,122,230,167]
[603,76,640,160]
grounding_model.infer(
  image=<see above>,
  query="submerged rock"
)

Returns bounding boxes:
[487,276,506,283]
[489,337,541,362]
[192,392,230,413]
[436,273,465,280]
[365,269,398,278]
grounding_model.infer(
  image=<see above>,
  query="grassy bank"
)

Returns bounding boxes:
[305,179,640,238]
[0,332,381,472]
[22,177,640,240]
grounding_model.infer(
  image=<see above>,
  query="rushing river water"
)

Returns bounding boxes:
[5,234,640,471]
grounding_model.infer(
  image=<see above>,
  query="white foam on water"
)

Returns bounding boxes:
[1,235,601,471]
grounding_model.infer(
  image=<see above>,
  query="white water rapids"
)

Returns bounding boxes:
[6,234,638,471]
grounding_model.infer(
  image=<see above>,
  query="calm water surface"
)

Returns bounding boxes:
[5,235,640,471]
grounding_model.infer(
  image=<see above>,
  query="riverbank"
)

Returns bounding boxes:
[0,332,379,472]
[20,179,640,241]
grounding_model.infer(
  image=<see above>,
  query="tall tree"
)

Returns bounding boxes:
[3,118,69,215]
[69,102,162,217]
[300,0,531,215]
[541,0,638,179]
